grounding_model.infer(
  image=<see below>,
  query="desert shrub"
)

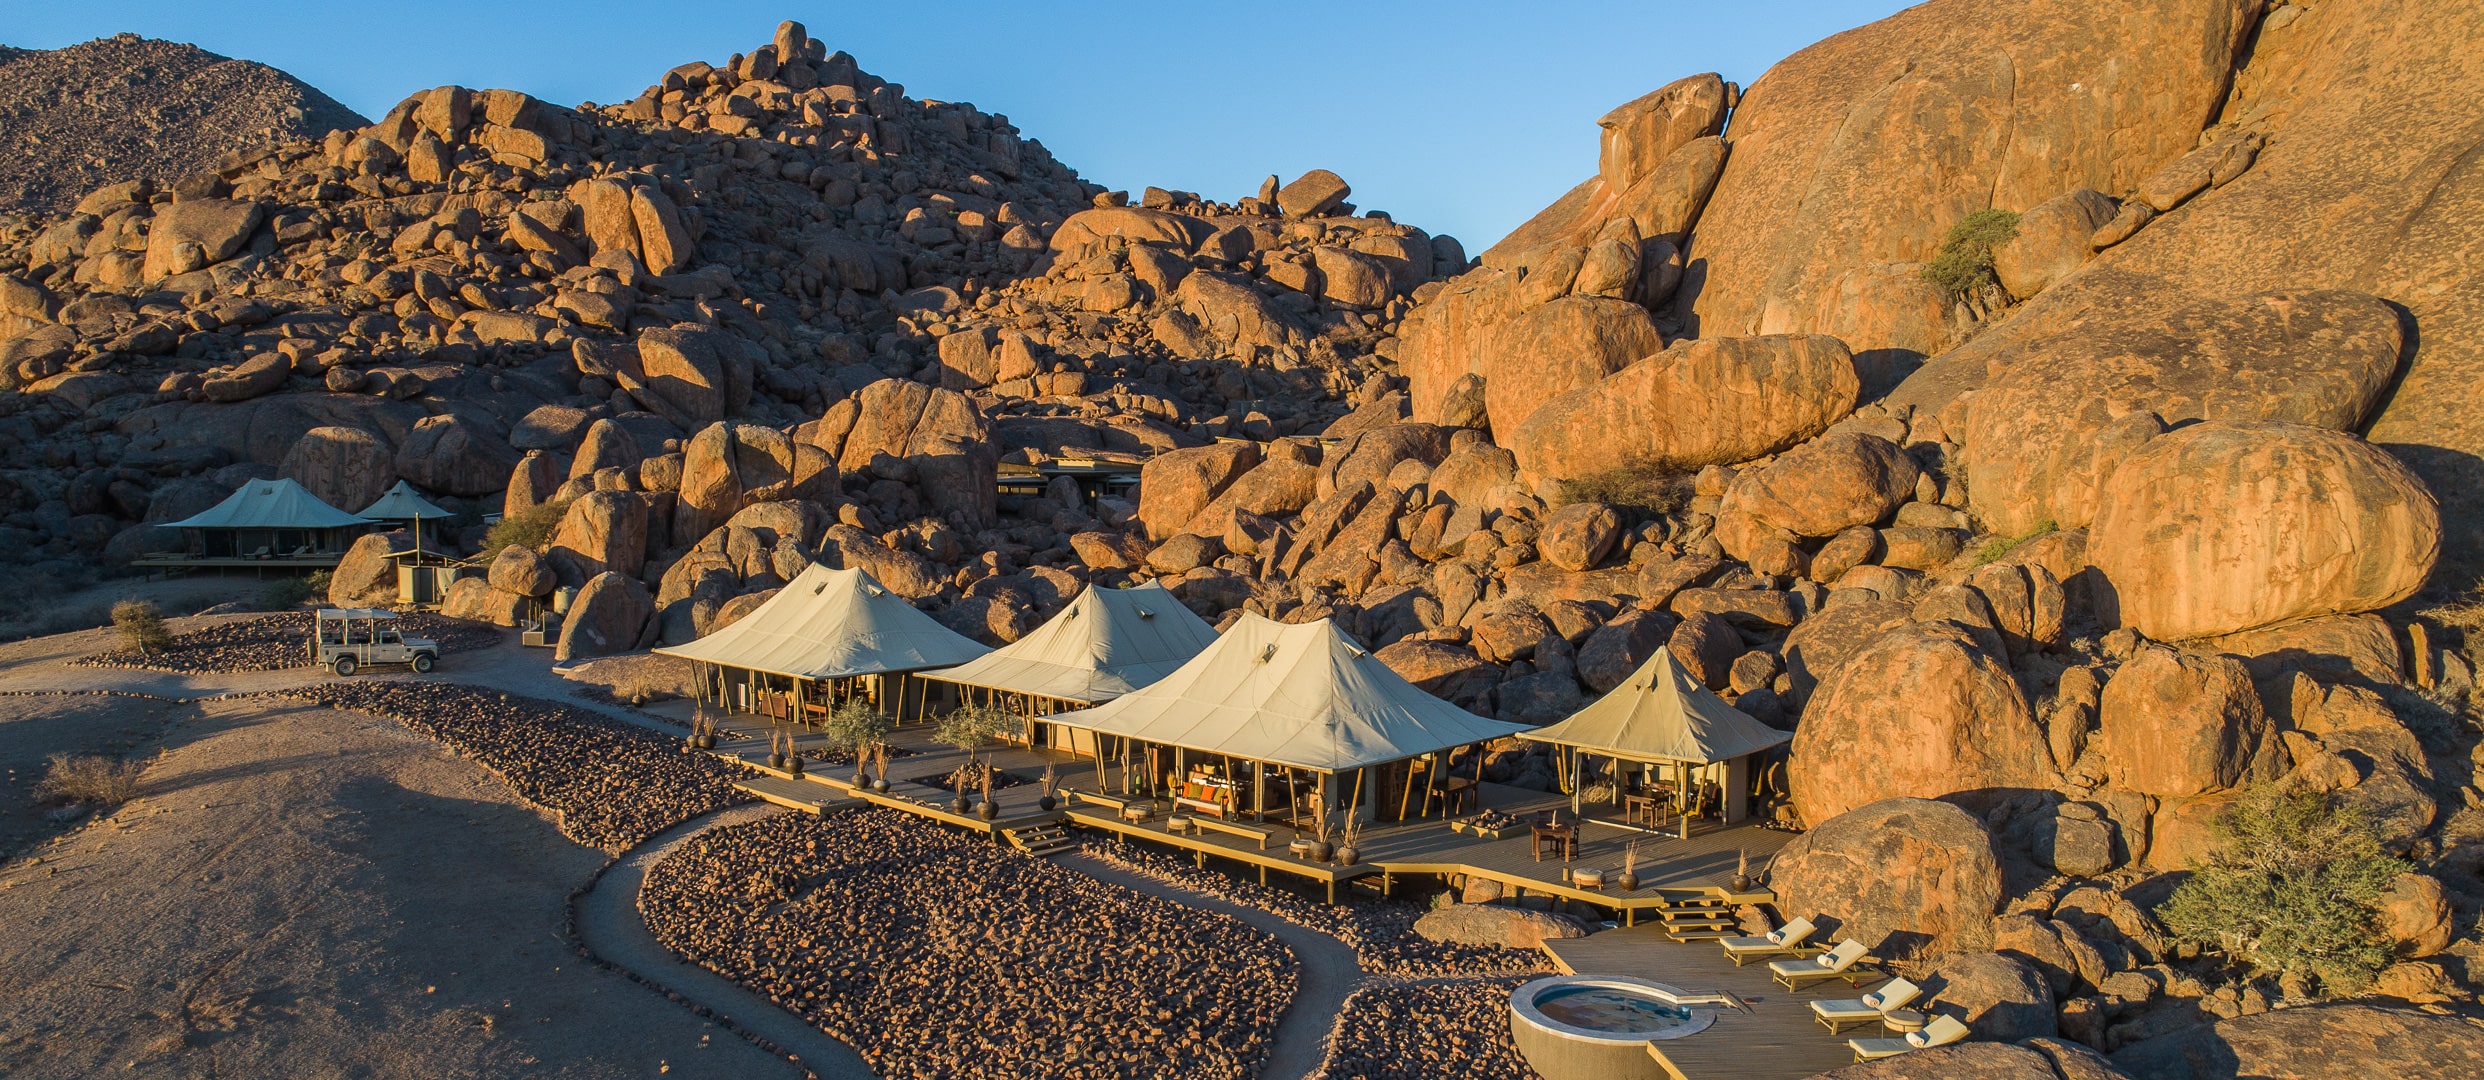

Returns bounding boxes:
[1973,520,2057,566]
[111,599,170,653]
[1553,460,1695,518]
[1921,208,2021,298]
[34,753,143,806]
[479,499,571,561]
[261,575,318,609]
[2155,785,2408,992]
[823,699,894,755]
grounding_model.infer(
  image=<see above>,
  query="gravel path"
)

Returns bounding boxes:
[1056,851,1361,1080]
[579,804,877,1080]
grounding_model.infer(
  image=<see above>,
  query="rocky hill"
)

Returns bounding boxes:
[0,9,2478,1069]
[0,34,368,218]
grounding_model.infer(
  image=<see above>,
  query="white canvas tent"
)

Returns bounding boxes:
[1059,613,1525,774]
[654,564,989,720]
[357,480,451,524]
[1517,650,1791,824]
[162,477,372,558]
[918,582,1219,704]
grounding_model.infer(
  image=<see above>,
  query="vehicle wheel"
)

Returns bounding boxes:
[410,652,435,674]
[332,655,357,677]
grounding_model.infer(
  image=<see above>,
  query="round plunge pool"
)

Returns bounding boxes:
[1508,975,1725,1080]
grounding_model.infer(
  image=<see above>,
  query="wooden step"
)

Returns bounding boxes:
[1665,926,1740,942]
[1005,824,1078,857]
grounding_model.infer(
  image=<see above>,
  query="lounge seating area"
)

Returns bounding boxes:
[1720,914,1818,965]
[1810,977,1921,1033]
[1847,1013,1970,1061]
[1770,938,1873,990]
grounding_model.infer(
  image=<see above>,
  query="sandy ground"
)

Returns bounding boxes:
[0,690,797,1078]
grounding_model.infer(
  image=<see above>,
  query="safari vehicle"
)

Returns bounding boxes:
[313,608,438,676]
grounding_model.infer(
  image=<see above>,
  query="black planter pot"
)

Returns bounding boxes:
[697,735,716,750]
[951,798,972,815]
[769,753,787,770]
[853,771,869,788]
[787,758,805,777]
[1309,841,1334,862]
[1037,795,1057,812]
[1336,847,1360,867]
[1617,872,1641,893]
[975,801,998,820]
[1731,874,1752,892]
[872,780,890,794]
[684,733,700,748]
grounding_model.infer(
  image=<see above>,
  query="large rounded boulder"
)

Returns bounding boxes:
[1770,797,2002,954]
[1962,291,2406,536]
[2090,421,2439,640]
[2097,645,2269,798]
[1790,621,2051,825]
[1513,333,1858,481]
[1719,431,1918,539]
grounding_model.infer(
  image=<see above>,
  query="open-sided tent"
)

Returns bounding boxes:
[654,563,989,722]
[163,477,372,559]
[920,580,1218,701]
[1052,613,1526,823]
[1517,650,1791,825]
[357,480,459,601]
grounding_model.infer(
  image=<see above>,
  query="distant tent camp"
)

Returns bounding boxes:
[161,477,372,560]
[1517,650,1791,824]
[654,563,990,721]
[1052,614,1527,824]
[357,480,450,526]
[921,582,1220,704]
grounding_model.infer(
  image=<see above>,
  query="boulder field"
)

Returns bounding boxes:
[2,4,2482,1065]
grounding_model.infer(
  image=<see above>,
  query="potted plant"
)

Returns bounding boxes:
[950,768,971,815]
[869,743,891,793]
[1036,763,1059,812]
[685,702,704,748]
[1307,803,1334,863]
[767,727,788,772]
[1616,840,1641,893]
[975,766,998,820]
[1730,847,1752,892]
[1335,814,1362,867]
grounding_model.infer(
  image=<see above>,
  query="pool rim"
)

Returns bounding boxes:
[1508,974,1721,1045]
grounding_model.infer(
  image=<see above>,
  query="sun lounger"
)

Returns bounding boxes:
[1719,915,1819,966]
[1769,938,1871,991]
[1847,1014,1969,1061]
[1810,977,1921,1033]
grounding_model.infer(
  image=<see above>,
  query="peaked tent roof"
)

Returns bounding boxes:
[652,563,990,681]
[165,477,372,530]
[919,582,1221,703]
[1516,649,1791,765]
[1057,613,1528,773]
[358,480,451,521]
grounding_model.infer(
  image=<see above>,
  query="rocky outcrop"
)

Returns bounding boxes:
[1917,951,2056,1041]
[1412,902,1588,950]
[1771,797,2002,954]
[1956,291,2406,536]
[280,425,395,513]
[1791,621,2051,824]
[2109,1004,2484,1079]
[1510,334,1858,481]
[556,570,653,661]
[2089,421,2440,640]
[1678,0,2265,365]
[2096,645,2267,798]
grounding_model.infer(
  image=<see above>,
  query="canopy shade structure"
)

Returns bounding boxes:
[1059,613,1528,773]
[653,563,989,681]
[357,480,450,522]
[1516,650,1792,766]
[164,477,372,531]
[918,582,1220,703]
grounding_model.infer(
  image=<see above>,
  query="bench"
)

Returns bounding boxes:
[1072,790,1130,812]
[1190,816,1273,849]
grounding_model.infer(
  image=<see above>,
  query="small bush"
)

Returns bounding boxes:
[2155,785,2408,992]
[934,703,1016,761]
[261,576,318,609]
[823,700,894,754]
[1973,520,2056,565]
[479,499,572,561]
[111,599,170,654]
[35,753,143,806]
[1553,460,1695,518]
[1921,208,2021,299]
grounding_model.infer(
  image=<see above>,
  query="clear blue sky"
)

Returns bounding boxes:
[7,1,1912,249]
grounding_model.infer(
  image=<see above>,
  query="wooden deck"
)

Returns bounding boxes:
[702,723,1792,911]
[1543,922,1886,1080]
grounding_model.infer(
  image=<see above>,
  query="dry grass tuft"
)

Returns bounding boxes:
[35,752,143,806]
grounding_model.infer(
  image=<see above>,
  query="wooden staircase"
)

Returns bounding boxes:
[1654,897,1742,941]
[1004,822,1078,857]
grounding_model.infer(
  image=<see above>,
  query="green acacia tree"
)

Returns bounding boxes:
[1921,208,2021,299]
[2155,784,2408,992]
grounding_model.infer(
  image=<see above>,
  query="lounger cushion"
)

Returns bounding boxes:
[1813,1000,1880,1018]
